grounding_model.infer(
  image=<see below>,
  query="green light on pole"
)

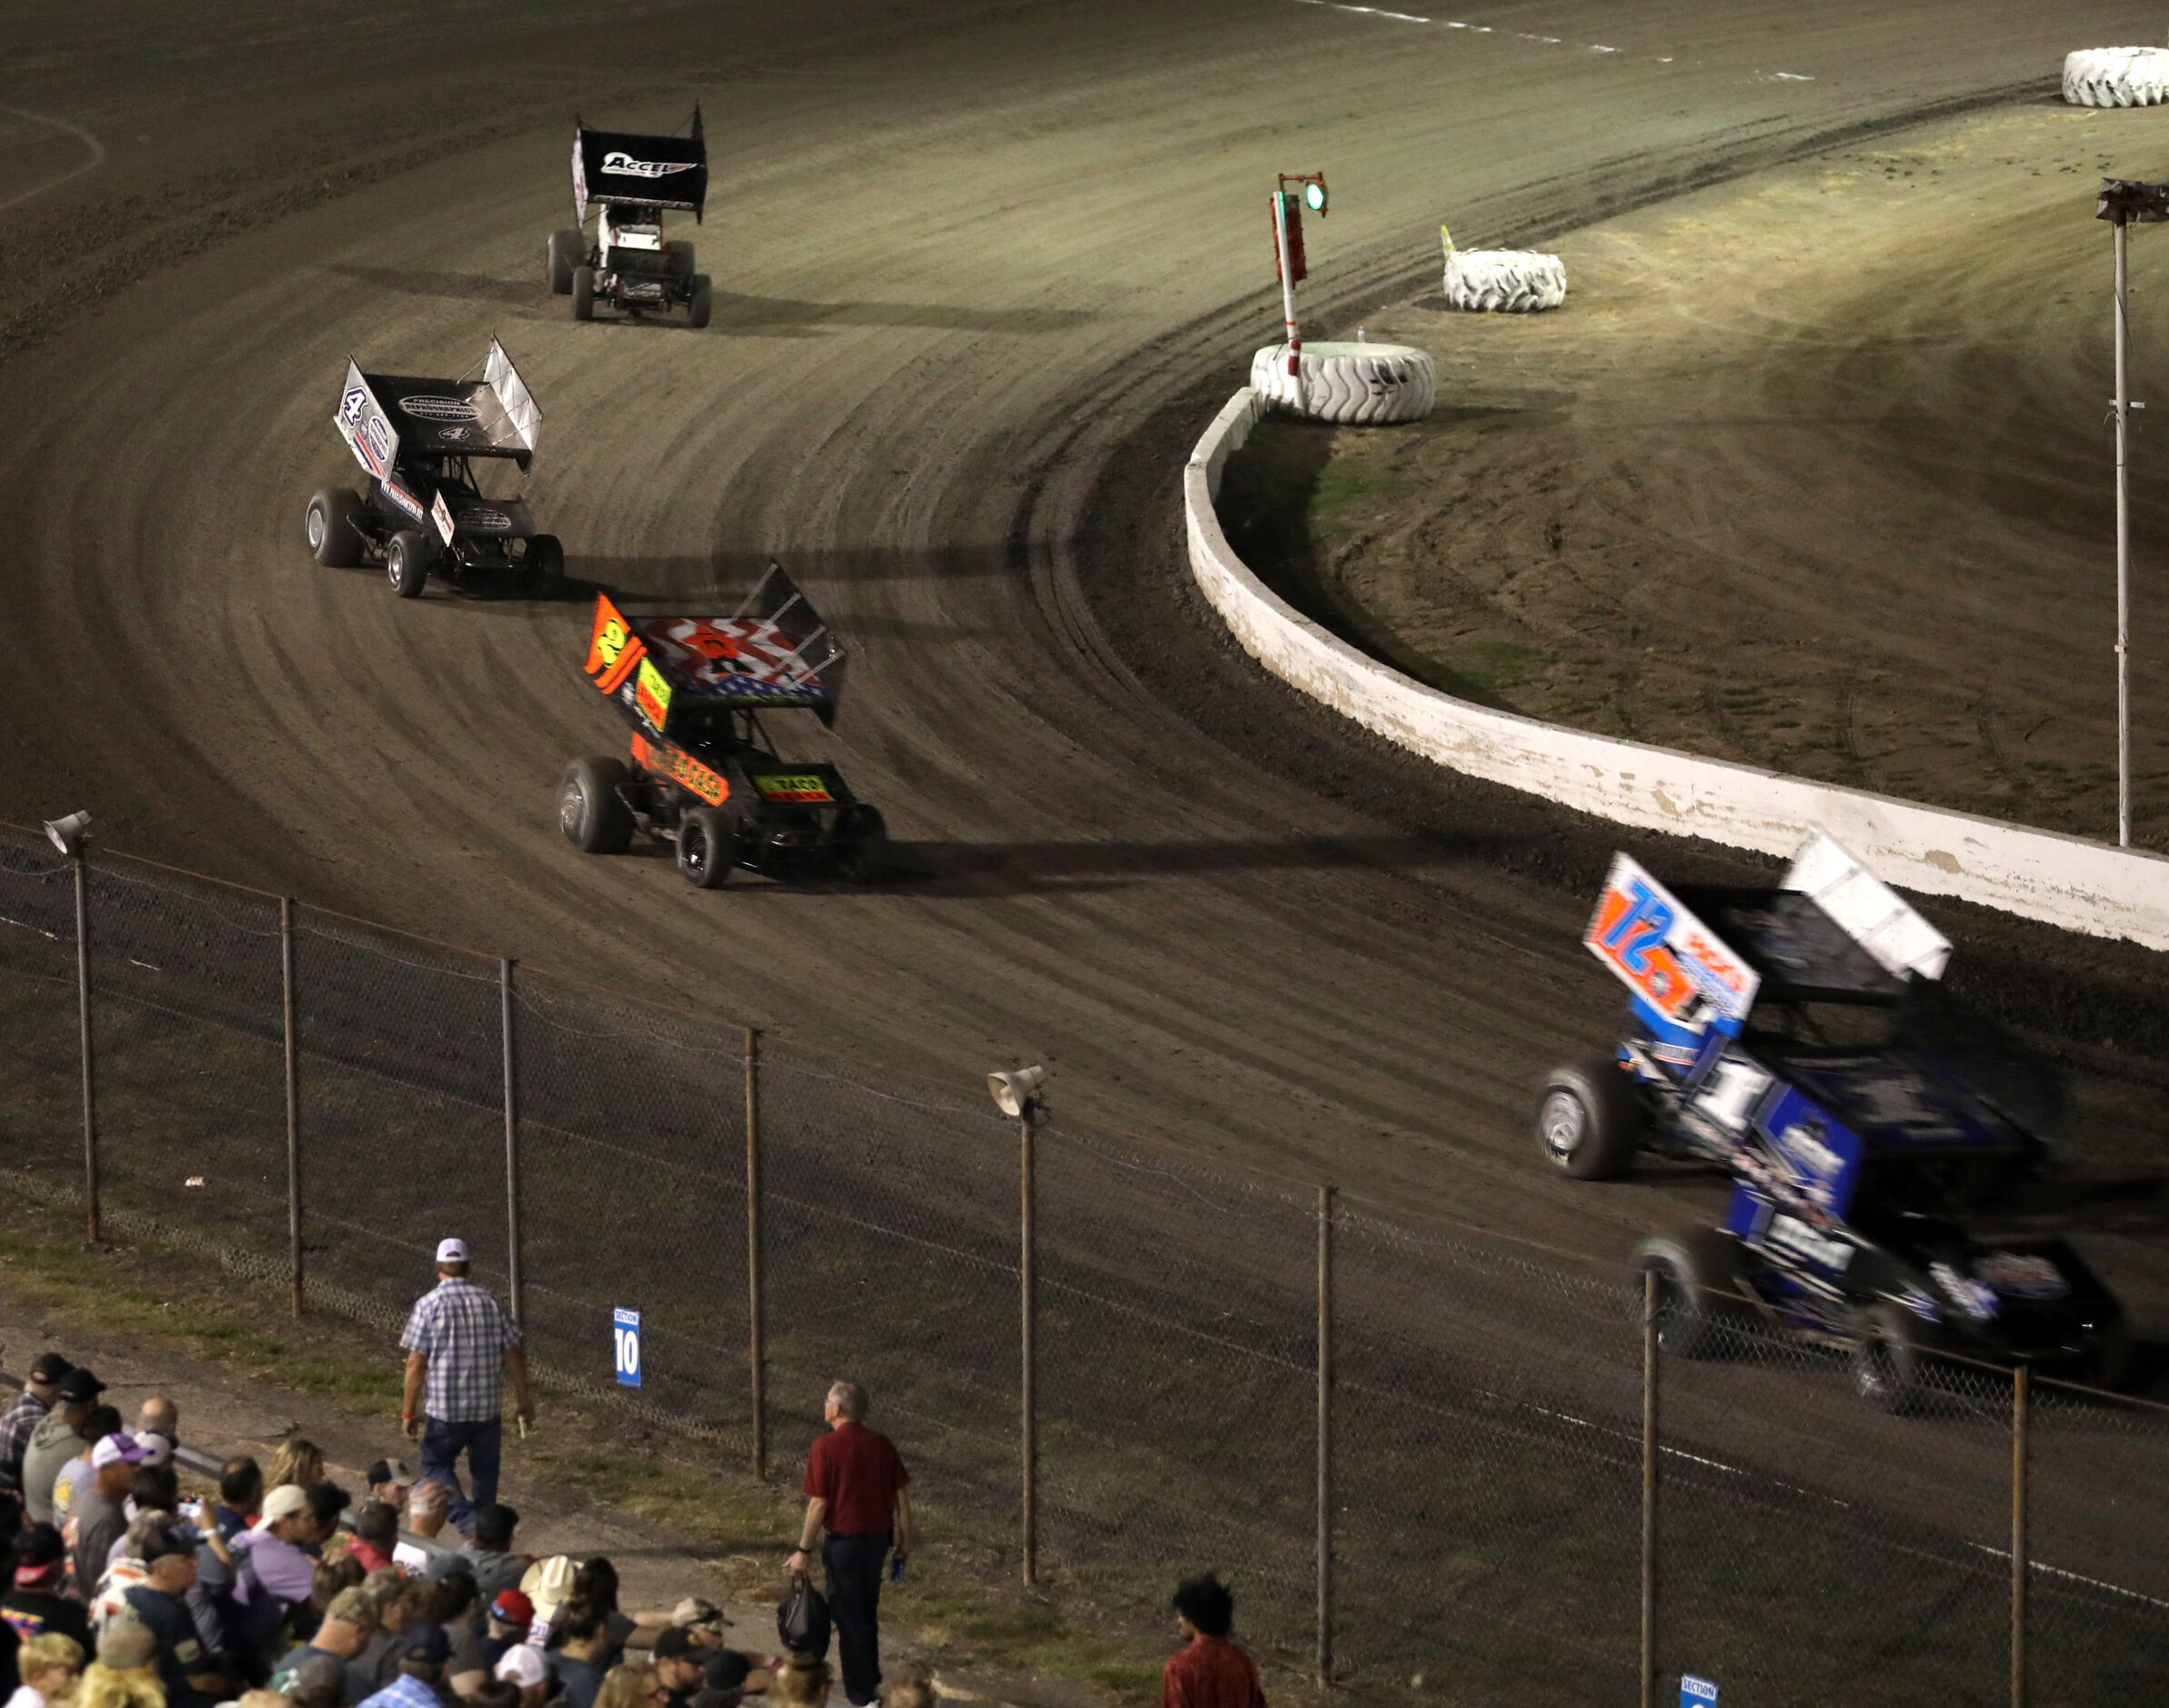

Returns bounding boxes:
[1303,181,1327,214]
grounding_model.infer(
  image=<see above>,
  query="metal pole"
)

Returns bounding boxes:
[1019,1103,1038,1586]
[2114,214,2134,848]
[2012,1365,2031,1708]
[281,898,304,1316]
[1641,1265,1658,1708]
[499,958,524,1329]
[73,850,98,1244]
[745,1027,767,1482]
[1315,1184,1335,1687]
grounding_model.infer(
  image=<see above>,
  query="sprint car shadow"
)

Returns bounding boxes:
[329,262,542,311]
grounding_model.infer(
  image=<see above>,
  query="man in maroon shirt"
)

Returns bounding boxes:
[784,1381,911,1707]
[1163,1574,1265,1708]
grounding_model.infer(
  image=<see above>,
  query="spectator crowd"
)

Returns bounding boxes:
[0,1353,951,1708]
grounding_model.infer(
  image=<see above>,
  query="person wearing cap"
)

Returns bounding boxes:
[784,1381,911,1708]
[456,1507,526,1606]
[646,1631,704,1708]
[46,1404,122,1534]
[121,1520,219,1708]
[269,1584,380,1707]
[0,1358,72,1486]
[687,1650,760,1708]
[399,1241,533,1537]
[492,1643,552,1708]
[359,1623,454,1708]
[0,1524,92,1653]
[478,1592,532,1673]
[20,1370,105,1525]
[367,1462,414,1513]
[71,1432,147,1592]
[226,1483,326,1668]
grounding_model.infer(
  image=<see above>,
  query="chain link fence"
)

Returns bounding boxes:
[3,820,2167,1703]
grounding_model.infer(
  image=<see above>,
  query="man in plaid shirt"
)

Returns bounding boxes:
[0,1354,71,1484]
[400,1238,534,1534]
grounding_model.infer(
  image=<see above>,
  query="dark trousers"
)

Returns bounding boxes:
[419,1414,501,1534]
[822,1531,890,1705]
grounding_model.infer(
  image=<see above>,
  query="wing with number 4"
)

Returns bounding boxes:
[1585,854,1761,1037]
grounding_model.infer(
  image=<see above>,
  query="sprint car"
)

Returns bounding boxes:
[1638,1153,2129,1410]
[1535,833,2060,1199]
[556,566,884,888]
[308,339,562,598]
[547,109,712,327]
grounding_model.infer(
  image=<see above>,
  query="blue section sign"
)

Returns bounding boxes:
[1681,1676,1717,1707]
[613,1307,641,1389]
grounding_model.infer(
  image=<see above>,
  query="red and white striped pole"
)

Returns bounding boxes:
[1272,189,1302,378]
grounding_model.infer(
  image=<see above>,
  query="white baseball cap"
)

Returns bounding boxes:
[436,1238,467,1263]
[495,1647,548,1691]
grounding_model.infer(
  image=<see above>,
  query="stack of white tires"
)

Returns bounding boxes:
[2064,47,2169,107]
[1443,248,1568,313]
[1249,342,1436,425]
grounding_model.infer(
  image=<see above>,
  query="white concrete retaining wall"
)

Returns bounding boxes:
[1185,386,2169,950]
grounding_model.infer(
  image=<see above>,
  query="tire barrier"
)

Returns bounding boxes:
[1443,248,1568,312]
[2063,47,2169,107]
[1183,386,2169,949]
[1247,341,1437,425]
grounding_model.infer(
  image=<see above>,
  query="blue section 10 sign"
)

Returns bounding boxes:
[1681,1677,1717,1707]
[613,1308,641,1389]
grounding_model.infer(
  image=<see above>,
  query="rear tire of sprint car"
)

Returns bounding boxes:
[558,758,635,856]
[514,534,565,595]
[1534,1056,1645,1180]
[572,266,596,322]
[1632,1228,1744,1361]
[664,239,694,268]
[547,228,583,295]
[385,529,430,599]
[1851,1301,1926,1414]
[688,275,713,330]
[677,806,738,889]
[306,487,364,568]
[833,804,888,883]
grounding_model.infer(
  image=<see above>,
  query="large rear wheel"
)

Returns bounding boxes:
[1632,1228,1744,1360]
[1852,1302,1927,1414]
[306,487,364,568]
[572,266,597,322]
[688,274,713,330]
[385,529,431,599]
[557,758,634,855]
[1534,1057,1646,1179]
[547,228,583,295]
[833,804,887,883]
[677,806,739,889]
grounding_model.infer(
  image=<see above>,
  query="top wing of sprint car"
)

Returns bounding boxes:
[572,108,708,225]
[336,337,544,476]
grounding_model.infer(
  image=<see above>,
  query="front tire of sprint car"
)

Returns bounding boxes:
[514,533,565,594]
[1632,1228,1743,1361]
[1535,1056,1645,1180]
[677,805,739,889]
[558,758,635,856]
[385,529,431,599]
[306,487,365,568]
[572,266,597,322]
[1852,1301,1927,1414]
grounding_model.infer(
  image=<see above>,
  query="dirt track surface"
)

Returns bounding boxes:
[1222,99,2169,843]
[5,1,2169,1346]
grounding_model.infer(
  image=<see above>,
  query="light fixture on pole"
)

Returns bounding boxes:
[988,1063,1046,1120]
[2096,177,2169,848]
[44,810,91,858]
[989,1060,1046,1586]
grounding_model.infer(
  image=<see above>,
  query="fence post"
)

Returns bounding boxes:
[499,958,524,1330]
[2012,1365,2030,1708]
[1315,1184,1335,1687]
[745,1028,766,1482]
[1019,1101,1038,1586]
[1641,1265,1658,1708]
[281,899,304,1316]
[72,847,98,1244]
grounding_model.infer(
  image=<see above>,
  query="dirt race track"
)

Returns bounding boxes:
[6,0,2169,1404]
